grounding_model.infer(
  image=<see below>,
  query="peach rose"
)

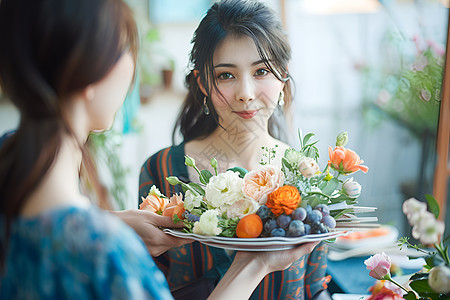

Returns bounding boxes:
[162,193,185,219]
[242,165,284,205]
[139,194,168,215]
[328,146,369,174]
[266,185,301,216]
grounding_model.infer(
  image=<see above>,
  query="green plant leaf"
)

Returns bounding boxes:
[188,183,205,196]
[409,279,434,293]
[425,194,440,219]
[227,167,248,178]
[200,169,213,184]
[403,291,418,300]
[302,132,315,147]
[409,273,428,280]
[322,178,339,196]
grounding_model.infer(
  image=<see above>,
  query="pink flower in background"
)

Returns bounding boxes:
[427,39,445,57]
[411,55,428,71]
[242,165,284,205]
[367,280,404,300]
[364,252,391,280]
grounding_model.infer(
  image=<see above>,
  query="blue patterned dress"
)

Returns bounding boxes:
[0,205,174,300]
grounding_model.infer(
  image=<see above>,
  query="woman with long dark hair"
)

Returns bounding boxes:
[139,0,331,299]
[0,0,318,298]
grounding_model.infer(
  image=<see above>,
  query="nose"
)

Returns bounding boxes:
[236,75,255,103]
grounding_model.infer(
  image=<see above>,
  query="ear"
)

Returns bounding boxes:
[193,70,208,97]
[82,85,95,102]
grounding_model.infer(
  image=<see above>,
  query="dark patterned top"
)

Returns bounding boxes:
[0,205,173,300]
[139,143,331,300]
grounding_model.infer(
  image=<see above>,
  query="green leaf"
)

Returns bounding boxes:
[426,256,436,268]
[188,183,205,196]
[200,169,213,184]
[409,273,428,280]
[302,133,315,147]
[322,178,339,196]
[331,208,354,219]
[409,279,434,293]
[403,291,418,300]
[173,214,182,224]
[227,167,248,178]
[425,194,440,219]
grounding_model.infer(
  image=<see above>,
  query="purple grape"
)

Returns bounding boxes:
[263,219,277,234]
[287,220,305,237]
[314,204,330,217]
[304,224,311,235]
[305,205,312,214]
[276,214,292,229]
[291,207,307,221]
[271,228,286,237]
[311,222,328,234]
[321,215,336,229]
[306,210,322,224]
[256,205,270,220]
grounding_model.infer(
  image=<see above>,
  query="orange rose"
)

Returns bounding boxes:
[162,193,185,219]
[266,185,301,216]
[139,194,168,215]
[328,146,369,174]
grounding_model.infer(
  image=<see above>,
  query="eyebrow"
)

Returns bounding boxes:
[213,59,268,68]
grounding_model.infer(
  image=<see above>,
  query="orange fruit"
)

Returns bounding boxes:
[236,214,263,238]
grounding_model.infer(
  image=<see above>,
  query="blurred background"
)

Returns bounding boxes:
[0,0,448,239]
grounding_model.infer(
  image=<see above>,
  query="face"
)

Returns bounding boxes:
[208,35,285,130]
[88,52,135,131]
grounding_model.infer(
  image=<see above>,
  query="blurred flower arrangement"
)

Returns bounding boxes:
[140,131,369,238]
[374,36,444,137]
[364,196,449,299]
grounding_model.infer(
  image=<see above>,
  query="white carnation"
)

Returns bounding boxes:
[205,171,244,208]
[192,210,222,236]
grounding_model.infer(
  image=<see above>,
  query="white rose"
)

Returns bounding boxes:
[205,171,244,208]
[192,210,222,236]
[402,197,427,226]
[298,157,320,178]
[428,265,450,293]
[184,190,203,211]
[412,211,445,245]
[227,198,260,219]
[343,178,361,198]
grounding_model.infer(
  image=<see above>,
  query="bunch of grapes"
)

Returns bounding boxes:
[256,204,336,237]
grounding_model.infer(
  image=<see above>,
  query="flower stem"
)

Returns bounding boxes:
[308,191,332,200]
[387,278,409,293]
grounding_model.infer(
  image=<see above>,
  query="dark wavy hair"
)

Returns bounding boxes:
[0,0,138,269]
[173,0,293,144]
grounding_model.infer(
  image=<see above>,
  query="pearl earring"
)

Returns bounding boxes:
[278,91,285,106]
[203,96,210,115]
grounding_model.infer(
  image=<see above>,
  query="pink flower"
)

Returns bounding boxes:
[162,193,185,219]
[367,280,404,300]
[242,165,284,205]
[364,252,391,280]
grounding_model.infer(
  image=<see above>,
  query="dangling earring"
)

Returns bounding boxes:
[278,90,285,106]
[203,96,210,115]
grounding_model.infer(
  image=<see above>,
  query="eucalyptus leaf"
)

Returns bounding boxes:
[303,132,315,147]
[200,169,213,183]
[403,291,418,300]
[409,279,434,293]
[322,178,339,196]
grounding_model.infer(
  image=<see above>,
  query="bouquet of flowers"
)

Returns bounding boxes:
[140,131,370,239]
[364,196,449,299]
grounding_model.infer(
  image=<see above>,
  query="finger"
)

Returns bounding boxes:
[144,211,185,228]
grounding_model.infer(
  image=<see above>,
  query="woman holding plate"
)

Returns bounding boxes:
[139,0,331,299]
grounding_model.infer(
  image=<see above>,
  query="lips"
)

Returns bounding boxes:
[233,110,259,119]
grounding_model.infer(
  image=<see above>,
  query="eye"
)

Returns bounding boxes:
[218,72,234,80]
[254,69,269,77]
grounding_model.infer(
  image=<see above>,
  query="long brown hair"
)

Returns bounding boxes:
[173,0,293,144]
[0,0,138,269]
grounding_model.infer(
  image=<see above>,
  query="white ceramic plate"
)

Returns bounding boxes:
[163,229,350,251]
